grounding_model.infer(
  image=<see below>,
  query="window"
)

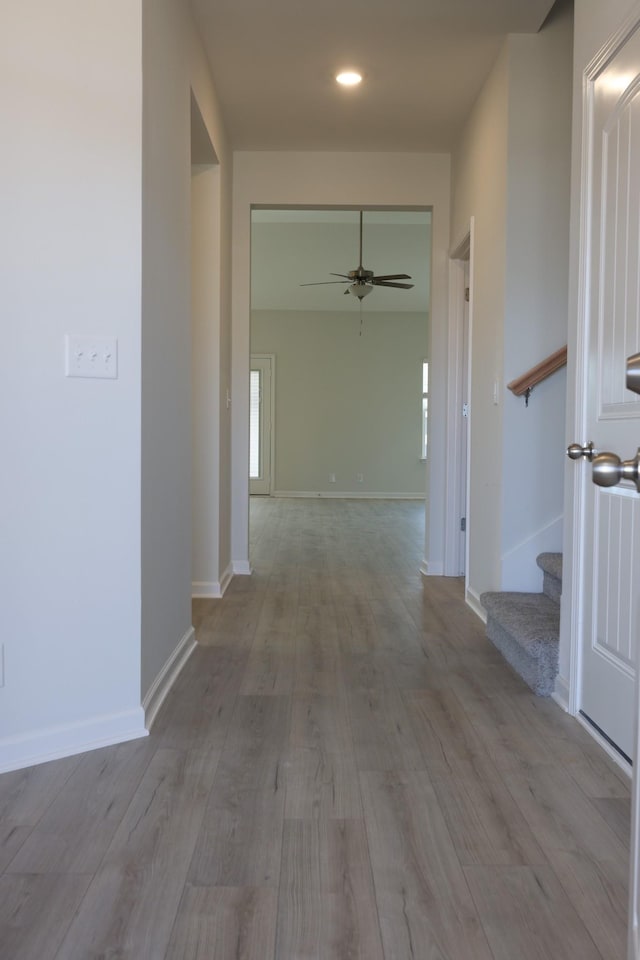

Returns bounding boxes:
[421,361,429,460]
[249,368,261,479]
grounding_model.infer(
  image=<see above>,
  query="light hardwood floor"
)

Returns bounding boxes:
[0,498,630,959]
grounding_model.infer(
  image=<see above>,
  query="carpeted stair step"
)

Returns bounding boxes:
[480,591,560,696]
[536,552,562,604]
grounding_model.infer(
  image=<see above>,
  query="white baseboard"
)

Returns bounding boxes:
[0,707,148,775]
[552,675,570,713]
[232,559,252,576]
[143,626,196,731]
[465,586,487,623]
[192,563,233,599]
[192,581,220,598]
[420,559,444,576]
[500,514,564,592]
[272,490,425,500]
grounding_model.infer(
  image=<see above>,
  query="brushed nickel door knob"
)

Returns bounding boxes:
[592,449,640,493]
[567,441,596,461]
[626,352,640,395]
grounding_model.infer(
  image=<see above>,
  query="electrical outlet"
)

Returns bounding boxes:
[329,473,336,483]
[65,335,118,379]
[356,473,364,483]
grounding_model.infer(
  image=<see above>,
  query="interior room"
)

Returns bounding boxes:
[249,209,431,501]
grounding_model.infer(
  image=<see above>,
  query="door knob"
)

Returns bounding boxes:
[627,352,640,395]
[592,449,640,493]
[567,441,596,461]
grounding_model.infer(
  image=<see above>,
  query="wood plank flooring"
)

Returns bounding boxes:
[0,498,631,959]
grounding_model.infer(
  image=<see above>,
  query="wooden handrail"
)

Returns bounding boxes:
[507,345,567,402]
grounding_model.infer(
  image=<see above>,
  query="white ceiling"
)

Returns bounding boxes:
[251,210,431,313]
[190,0,557,152]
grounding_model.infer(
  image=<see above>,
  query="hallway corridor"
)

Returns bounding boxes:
[0,499,630,958]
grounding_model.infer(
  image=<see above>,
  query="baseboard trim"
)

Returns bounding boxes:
[192,564,233,599]
[272,490,425,500]
[143,626,196,731]
[232,560,252,576]
[420,559,444,576]
[465,586,487,623]
[192,581,221,599]
[0,707,148,775]
[552,675,570,713]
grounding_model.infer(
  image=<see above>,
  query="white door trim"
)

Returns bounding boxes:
[444,219,474,584]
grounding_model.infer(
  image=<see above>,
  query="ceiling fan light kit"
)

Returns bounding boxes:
[349,282,373,300]
[300,211,414,301]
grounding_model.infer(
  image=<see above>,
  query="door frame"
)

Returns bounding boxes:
[249,353,275,496]
[444,219,474,589]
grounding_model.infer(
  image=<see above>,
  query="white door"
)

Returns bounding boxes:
[576,24,640,762]
[249,355,273,495]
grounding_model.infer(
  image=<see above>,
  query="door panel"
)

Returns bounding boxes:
[580,26,640,760]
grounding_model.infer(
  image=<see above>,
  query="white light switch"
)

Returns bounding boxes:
[65,335,118,379]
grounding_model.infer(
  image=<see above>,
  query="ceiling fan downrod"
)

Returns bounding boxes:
[300,209,414,297]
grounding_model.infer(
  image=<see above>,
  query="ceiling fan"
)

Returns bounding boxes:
[300,211,414,301]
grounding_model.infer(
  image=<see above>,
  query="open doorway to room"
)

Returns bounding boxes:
[248,207,432,562]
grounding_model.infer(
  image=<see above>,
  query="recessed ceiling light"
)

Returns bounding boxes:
[336,71,362,87]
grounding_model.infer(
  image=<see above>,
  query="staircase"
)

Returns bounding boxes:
[480,553,562,696]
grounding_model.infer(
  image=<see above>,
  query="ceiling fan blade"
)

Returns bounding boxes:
[371,280,414,289]
[329,273,351,279]
[300,280,350,286]
[371,273,412,281]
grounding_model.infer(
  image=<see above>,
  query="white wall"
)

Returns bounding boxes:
[1,1,145,770]
[251,310,428,496]
[451,2,573,605]
[232,152,451,573]
[0,0,232,771]
[142,0,232,688]
[501,2,573,589]
[451,46,509,601]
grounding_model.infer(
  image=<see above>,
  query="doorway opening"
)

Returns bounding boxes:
[248,207,432,567]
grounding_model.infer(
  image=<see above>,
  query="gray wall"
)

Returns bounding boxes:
[251,310,428,496]
[142,0,232,693]
[1,0,145,769]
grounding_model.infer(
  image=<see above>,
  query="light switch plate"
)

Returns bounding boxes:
[65,335,118,379]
